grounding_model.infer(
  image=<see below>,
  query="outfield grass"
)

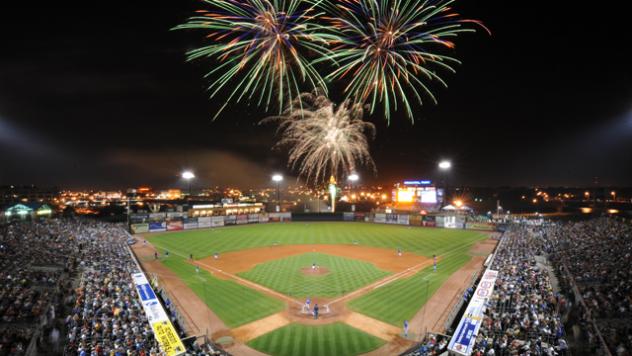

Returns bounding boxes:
[238,252,390,298]
[348,242,473,326]
[149,222,486,259]
[160,256,285,327]
[247,322,385,356]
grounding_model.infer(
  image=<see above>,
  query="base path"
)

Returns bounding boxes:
[232,312,291,342]
[131,243,229,337]
[344,312,402,341]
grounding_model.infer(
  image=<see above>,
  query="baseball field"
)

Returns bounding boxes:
[135,222,494,356]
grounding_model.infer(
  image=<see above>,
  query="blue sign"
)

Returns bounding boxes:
[455,319,477,346]
[137,283,157,301]
[403,180,432,185]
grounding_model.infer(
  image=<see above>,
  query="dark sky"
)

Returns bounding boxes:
[1,0,631,190]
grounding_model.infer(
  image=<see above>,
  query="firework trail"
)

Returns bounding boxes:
[318,0,489,123]
[174,0,336,119]
[265,92,375,184]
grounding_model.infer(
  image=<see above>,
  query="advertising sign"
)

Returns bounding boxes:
[131,223,149,234]
[448,269,498,355]
[248,214,260,223]
[198,216,211,228]
[211,216,225,227]
[183,217,198,230]
[397,214,410,225]
[131,273,185,356]
[149,221,166,232]
[236,214,248,224]
[259,214,269,223]
[374,213,386,223]
[166,219,183,231]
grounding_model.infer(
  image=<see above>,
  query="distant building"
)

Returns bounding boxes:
[0,185,59,205]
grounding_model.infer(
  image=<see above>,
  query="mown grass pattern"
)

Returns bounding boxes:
[348,243,473,326]
[160,256,284,328]
[149,222,486,259]
[247,322,385,356]
[238,252,390,298]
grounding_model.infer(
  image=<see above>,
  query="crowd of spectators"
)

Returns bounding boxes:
[546,218,632,356]
[471,227,568,356]
[401,333,449,356]
[1,219,232,356]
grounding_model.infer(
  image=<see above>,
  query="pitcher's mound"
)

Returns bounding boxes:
[301,267,330,276]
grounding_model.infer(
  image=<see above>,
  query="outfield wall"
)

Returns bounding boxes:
[131,212,291,233]
[131,211,494,234]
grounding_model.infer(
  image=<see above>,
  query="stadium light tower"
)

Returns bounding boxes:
[438,160,451,207]
[272,174,283,212]
[181,170,195,197]
[348,173,359,212]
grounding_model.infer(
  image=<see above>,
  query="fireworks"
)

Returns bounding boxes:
[265,92,375,184]
[174,0,335,118]
[319,0,489,123]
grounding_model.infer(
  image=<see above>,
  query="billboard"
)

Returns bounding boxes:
[343,212,354,221]
[236,214,248,224]
[211,216,225,227]
[149,222,166,232]
[259,214,269,223]
[198,216,211,228]
[248,214,259,223]
[225,215,237,225]
[374,213,386,223]
[397,214,410,225]
[166,219,183,231]
[448,269,498,355]
[131,223,149,234]
[131,272,185,356]
[183,217,198,230]
[385,213,398,224]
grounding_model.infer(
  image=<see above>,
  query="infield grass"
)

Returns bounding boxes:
[238,252,390,298]
[160,256,284,327]
[247,322,385,356]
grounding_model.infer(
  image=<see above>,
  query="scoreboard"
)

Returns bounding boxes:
[393,180,443,205]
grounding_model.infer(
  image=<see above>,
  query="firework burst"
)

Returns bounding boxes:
[174,0,336,119]
[265,92,375,184]
[319,0,489,123]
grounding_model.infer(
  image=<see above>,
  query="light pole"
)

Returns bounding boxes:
[348,173,359,212]
[181,171,195,197]
[438,160,451,207]
[272,174,283,212]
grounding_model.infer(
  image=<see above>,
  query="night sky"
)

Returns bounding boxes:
[1,0,631,189]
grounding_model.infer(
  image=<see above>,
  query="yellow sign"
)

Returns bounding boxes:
[152,320,186,356]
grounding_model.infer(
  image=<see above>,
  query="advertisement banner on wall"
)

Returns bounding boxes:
[149,221,166,232]
[280,212,292,221]
[224,215,237,225]
[259,214,269,223]
[211,216,225,227]
[374,213,386,223]
[385,214,398,224]
[397,214,410,225]
[354,212,365,221]
[183,217,198,230]
[343,212,354,221]
[448,269,498,355]
[248,214,260,223]
[131,223,149,234]
[435,216,445,228]
[236,215,248,224]
[166,219,183,231]
[198,216,211,228]
[409,215,422,226]
[131,272,185,356]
